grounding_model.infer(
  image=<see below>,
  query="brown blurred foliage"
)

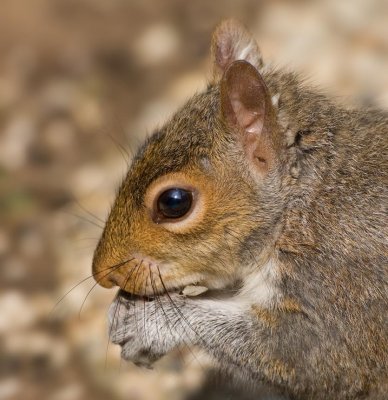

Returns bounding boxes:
[0,1,387,399]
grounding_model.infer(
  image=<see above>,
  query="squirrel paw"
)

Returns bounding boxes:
[108,292,192,366]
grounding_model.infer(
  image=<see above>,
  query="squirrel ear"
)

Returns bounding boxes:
[211,19,263,80]
[221,60,278,172]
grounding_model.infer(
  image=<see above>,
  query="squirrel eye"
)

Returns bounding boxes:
[157,188,193,219]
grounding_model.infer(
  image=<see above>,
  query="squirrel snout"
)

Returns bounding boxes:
[92,254,143,292]
[92,252,123,289]
[92,261,116,288]
[92,238,134,289]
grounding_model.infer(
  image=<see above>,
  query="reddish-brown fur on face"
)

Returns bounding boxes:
[92,34,286,297]
[92,154,278,295]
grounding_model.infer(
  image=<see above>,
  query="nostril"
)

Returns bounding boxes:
[93,255,136,290]
[92,246,128,289]
[93,268,118,289]
[92,255,125,288]
[100,276,116,289]
[107,274,120,287]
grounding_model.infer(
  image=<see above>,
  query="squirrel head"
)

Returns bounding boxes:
[92,20,288,295]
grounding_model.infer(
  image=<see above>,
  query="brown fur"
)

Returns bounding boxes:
[93,20,387,399]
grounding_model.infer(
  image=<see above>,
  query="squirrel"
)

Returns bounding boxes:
[92,20,388,399]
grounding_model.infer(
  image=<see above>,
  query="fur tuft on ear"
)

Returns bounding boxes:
[211,19,263,80]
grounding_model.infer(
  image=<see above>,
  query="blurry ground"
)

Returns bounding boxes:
[0,1,387,399]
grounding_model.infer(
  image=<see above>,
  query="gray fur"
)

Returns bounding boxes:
[93,20,388,400]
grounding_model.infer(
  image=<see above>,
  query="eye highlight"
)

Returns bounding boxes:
[156,188,193,220]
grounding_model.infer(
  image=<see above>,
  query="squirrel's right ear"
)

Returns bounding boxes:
[211,19,263,80]
[221,60,278,173]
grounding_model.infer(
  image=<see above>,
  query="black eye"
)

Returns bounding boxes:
[157,188,193,219]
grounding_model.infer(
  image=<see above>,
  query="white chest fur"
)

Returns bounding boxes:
[238,258,280,307]
[195,258,280,314]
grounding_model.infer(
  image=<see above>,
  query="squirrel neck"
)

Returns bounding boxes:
[272,69,386,267]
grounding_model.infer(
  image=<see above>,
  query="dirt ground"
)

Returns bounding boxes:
[0,1,387,399]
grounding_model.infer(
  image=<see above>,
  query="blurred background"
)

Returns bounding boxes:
[1,0,387,399]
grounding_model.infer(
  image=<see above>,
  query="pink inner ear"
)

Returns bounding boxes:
[221,60,269,139]
[230,95,265,134]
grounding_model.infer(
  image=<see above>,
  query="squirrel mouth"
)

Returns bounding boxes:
[117,289,156,302]
[116,284,210,303]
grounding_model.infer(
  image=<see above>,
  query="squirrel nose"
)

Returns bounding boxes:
[93,262,116,288]
[92,249,123,289]
[92,232,129,288]
[93,260,136,290]
[92,249,137,290]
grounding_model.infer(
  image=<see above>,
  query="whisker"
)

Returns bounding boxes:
[108,133,131,166]
[149,268,163,351]
[105,262,139,369]
[150,269,185,351]
[64,210,104,230]
[106,112,137,159]
[72,198,106,225]
[131,261,144,339]
[111,259,143,369]
[157,271,209,370]
[105,291,122,371]
[142,266,150,352]
[117,263,141,375]
[150,252,256,377]
[50,259,133,316]
[77,258,134,319]
[156,266,204,346]
[150,268,198,369]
